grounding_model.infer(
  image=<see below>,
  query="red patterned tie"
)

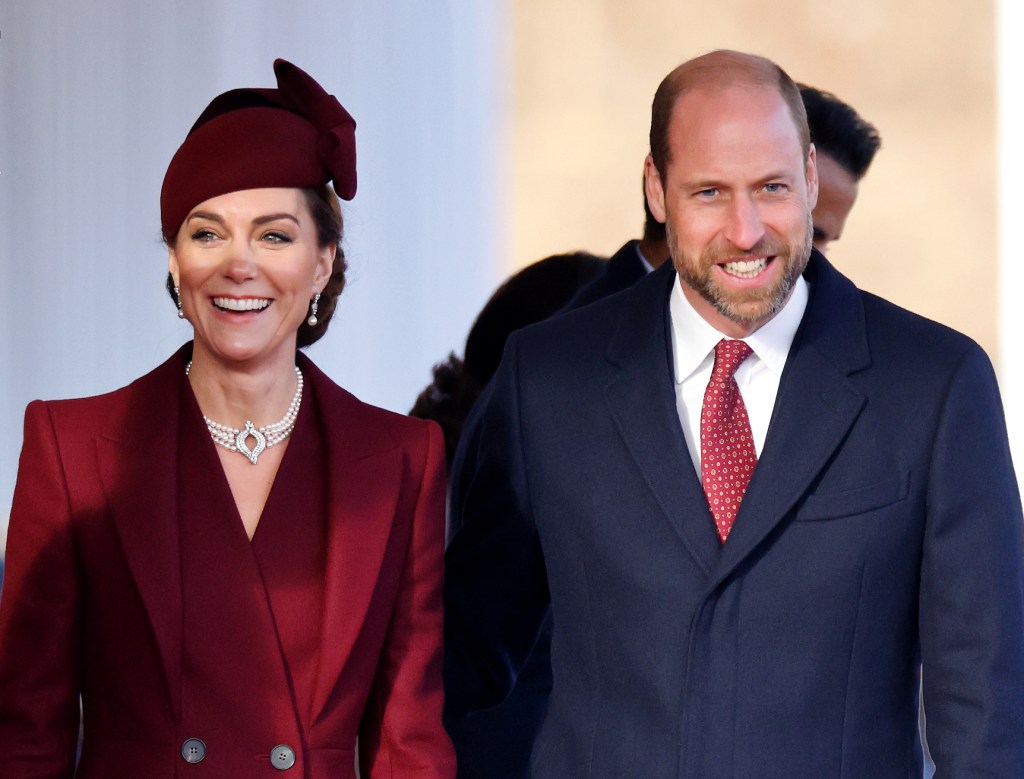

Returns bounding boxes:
[701,339,757,543]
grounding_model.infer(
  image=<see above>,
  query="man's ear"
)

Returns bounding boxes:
[806,143,819,211]
[644,155,668,223]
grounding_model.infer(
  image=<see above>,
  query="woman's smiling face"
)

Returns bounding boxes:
[169,187,334,370]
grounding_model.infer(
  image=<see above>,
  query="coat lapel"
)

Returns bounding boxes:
[604,264,719,574]
[95,348,189,719]
[603,255,873,587]
[710,254,872,587]
[301,357,406,719]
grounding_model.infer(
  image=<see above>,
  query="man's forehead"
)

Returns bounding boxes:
[669,85,800,147]
[661,85,807,184]
[673,81,785,119]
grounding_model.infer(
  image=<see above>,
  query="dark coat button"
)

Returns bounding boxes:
[270,744,296,770]
[181,738,207,764]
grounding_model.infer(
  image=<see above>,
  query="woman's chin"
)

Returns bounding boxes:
[193,334,296,371]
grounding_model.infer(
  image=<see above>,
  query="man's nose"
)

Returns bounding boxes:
[723,196,766,251]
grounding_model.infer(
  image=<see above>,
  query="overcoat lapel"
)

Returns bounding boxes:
[301,357,406,720]
[710,254,872,587]
[95,349,188,719]
[604,256,872,585]
[604,263,719,574]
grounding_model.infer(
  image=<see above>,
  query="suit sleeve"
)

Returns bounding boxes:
[443,334,551,718]
[0,401,82,778]
[358,420,456,778]
[919,344,1024,775]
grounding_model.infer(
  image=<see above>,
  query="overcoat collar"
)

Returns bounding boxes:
[604,252,871,586]
[95,345,404,723]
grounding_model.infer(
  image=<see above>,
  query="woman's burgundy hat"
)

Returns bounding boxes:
[160,59,356,239]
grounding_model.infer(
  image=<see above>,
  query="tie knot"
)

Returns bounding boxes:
[712,339,753,380]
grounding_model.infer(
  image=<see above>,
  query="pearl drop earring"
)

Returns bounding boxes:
[307,293,321,326]
[174,286,185,319]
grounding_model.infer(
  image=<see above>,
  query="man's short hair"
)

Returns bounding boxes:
[649,50,809,178]
[799,85,881,180]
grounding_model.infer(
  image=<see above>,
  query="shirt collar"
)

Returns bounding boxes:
[669,271,809,384]
[635,243,655,274]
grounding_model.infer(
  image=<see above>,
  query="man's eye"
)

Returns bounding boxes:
[764,183,786,193]
[697,188,718,198]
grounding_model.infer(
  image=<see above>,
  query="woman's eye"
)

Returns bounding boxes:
[191,228,219,242]
[262,231,293,244]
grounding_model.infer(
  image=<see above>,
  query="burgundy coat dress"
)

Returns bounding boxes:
[0,345,455,778]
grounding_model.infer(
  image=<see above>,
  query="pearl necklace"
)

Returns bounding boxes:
[185,362,303,465]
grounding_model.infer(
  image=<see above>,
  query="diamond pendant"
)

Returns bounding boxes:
[235,421,267,465]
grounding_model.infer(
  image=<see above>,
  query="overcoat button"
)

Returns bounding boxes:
[181,738,206,764]
[270,744,296,770]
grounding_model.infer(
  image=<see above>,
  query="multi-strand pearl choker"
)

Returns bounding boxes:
[185,361,303,465]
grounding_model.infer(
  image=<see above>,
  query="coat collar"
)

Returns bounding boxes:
[96,345,406,722]
[297,354,408,719]
[604,262,721,573]
[604,253,870,583]
[710,252,870,586]
[96,345,189,717]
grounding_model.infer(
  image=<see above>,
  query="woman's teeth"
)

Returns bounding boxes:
[213,297,271,311]
[722,258,768,279]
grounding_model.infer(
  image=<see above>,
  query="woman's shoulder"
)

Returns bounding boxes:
[26,347,188,431]
[300,354,440,448]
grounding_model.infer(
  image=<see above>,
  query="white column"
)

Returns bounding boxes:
[999,0,1024,472]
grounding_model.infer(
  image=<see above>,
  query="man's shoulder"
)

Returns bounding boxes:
[809,254,986,369]
[520,261,669,354]
[564,240,647,310]
[859,287,982,357]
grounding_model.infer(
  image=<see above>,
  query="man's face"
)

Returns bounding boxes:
[646,84,817,338]
[811,151,858,255]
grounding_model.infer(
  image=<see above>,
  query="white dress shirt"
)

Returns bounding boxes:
[668,275,809,479]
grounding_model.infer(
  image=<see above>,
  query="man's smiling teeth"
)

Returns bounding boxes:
[213,297,271,312]
[722,258,768,279]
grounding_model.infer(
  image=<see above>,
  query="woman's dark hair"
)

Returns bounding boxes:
[297,185,347,347]
[164,184,346,348]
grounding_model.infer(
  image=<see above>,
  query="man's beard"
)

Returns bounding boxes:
[669,212,813,328]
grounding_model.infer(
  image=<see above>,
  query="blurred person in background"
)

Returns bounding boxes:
[567,185,670,309]
[412,252,604,468]
[413,251,602,779]
[800,84,881,255]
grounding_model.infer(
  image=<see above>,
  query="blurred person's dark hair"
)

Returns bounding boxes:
[799,84,881,180]
[411,252,605,465]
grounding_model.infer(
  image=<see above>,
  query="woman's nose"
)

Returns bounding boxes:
[223,243,257,282]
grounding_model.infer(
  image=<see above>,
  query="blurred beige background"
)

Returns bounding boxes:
[508,1,997,359]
